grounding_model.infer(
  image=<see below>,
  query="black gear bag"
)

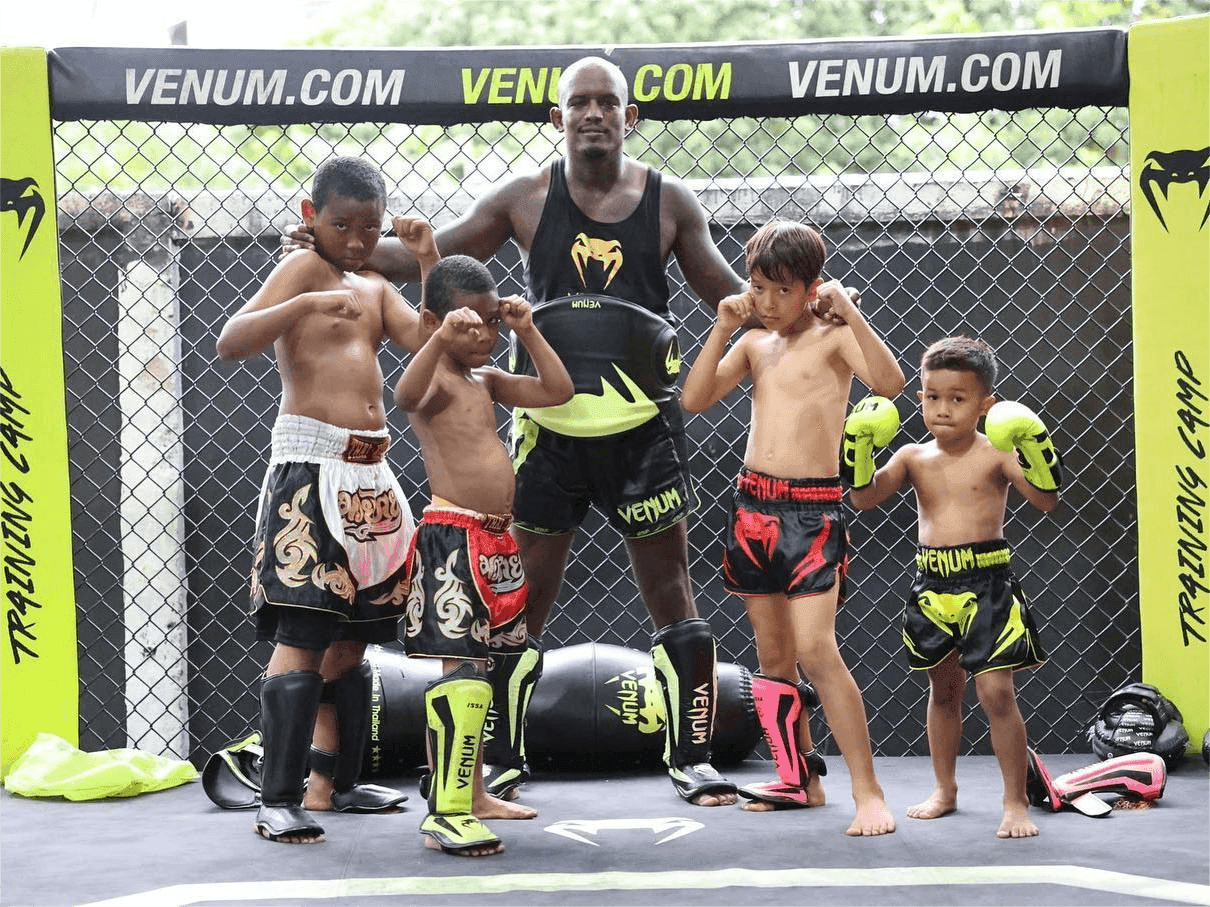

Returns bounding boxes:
[1086,682,1189,768]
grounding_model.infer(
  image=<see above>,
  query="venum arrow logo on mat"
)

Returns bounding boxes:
[1,176,46,259]
[1138,147,1210,232]
[545,817,704,846]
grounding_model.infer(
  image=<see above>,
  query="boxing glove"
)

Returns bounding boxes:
[840,395,899,489]
[985,401,1063,492]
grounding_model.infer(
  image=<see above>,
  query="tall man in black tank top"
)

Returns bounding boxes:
[324,57,749,807]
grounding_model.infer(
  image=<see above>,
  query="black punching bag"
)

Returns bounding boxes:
[361,643,760,778]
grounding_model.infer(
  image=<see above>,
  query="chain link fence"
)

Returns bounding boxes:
[53,103,1136,766]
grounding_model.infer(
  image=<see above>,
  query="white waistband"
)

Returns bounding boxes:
[270,414,390,464]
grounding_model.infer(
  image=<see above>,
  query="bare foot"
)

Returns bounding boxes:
[741,775,826,811]
[845,796,897,836]
[906,789,957,820]
[424,835,504,856]
[254,826,325,845]
[997,803,1039,838]
[473,792,537,820]
[693,789,738,807]
[302,774,334,811]
[302,775,405,813]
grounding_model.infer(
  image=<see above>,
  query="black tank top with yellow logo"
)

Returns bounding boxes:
[513,159,682,437]
[523,158,670,316]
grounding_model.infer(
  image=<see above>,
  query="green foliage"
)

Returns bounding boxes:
[297,0,1197,179]
[56,1,1202,193]
[312,0,1209,47]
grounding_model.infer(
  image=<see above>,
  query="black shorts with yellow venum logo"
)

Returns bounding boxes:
[902,540,1046,675]
[510,400,695,539]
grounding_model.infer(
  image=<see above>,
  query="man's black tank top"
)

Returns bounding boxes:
[524,158,671,317]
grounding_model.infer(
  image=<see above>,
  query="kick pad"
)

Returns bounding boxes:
[511,294,681,437]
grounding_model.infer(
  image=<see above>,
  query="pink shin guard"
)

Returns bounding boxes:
[1028,748,1165,816]
[740,675,817,806]
[1053,752,1167,802]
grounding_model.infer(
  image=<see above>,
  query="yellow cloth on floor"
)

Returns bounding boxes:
[3,733,198,800]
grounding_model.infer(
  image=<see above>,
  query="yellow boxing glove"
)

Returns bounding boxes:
[985,400,1064,492]
[840,395,899,489]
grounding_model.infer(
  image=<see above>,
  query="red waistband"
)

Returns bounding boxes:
[343,434,390,464]
[423,504,513,535]
[736,469,843,503]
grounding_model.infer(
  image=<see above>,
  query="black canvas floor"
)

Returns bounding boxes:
[2,755,1207,907]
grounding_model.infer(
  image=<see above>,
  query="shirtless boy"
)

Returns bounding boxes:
[394,251,572,856]
[847,334,1062,838]
[681,218,903,836]
[215,157,431,844]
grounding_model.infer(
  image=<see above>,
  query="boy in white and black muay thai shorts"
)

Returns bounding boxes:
[218,156,436,844]
[249,415,417,832]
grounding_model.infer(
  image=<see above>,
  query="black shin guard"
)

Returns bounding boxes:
[255,670,325,841]
[482,640,543,798]
[311,661,407,813]
[651,618,736,802]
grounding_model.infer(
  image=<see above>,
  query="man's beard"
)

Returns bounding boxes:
[582,145,608,160]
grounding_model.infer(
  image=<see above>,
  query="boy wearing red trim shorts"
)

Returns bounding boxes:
[681,219,904,836]
[848,335,1062,838]
[394,249,572,856]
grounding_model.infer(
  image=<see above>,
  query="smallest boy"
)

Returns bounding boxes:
[395,251,573,857]
[847,335,1063,838]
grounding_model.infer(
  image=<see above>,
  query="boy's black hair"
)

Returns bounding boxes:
[920,335,999,394]
[744,219,826,289]
[311,156,386,212]
[424,255,498,317]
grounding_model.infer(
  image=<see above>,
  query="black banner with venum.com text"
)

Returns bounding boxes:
[48,28,1127,125]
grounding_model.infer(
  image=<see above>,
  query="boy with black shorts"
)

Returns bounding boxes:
[394,252,572,856]
[847,334,1062,838]
[215,157,433,844]
[681,219,903,836]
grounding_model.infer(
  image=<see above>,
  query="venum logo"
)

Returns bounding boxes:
[1139,147,1210,232]
[604,668,665,735]
[1,177,46,259]
[570,232,624,288]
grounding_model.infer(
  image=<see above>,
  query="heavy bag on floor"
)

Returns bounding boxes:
[522,642,759,771]
[360,643,761,777]
[361,646,442,778]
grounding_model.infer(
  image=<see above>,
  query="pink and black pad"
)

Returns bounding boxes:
[1053,752,1167,804]
[1025,748,1063,811]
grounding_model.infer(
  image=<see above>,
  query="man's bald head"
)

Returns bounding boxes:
[557,56,629,106]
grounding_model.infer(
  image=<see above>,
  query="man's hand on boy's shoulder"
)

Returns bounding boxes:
[279,222,316,260]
